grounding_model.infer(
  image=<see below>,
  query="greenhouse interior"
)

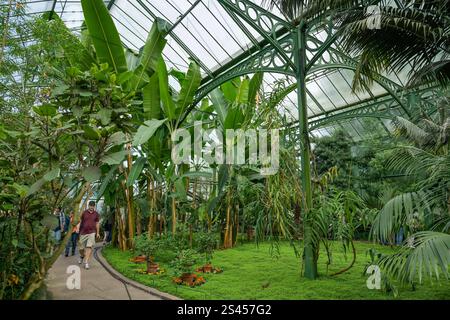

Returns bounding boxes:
[0,0,449,302]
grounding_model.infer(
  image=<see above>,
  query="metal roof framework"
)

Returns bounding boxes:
[14,0,418,138]
[15,0,441,140]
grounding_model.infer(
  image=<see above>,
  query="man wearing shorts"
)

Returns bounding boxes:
[78,201,100,269]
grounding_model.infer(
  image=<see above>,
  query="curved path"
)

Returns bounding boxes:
[45,244,178,300]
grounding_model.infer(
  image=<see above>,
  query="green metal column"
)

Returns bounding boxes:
[295,22,317,279]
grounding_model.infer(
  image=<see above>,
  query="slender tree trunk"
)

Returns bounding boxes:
[171,185,176,234]
[20,182,89,300]
[234,203,239,246]
[223,191,233,249]
[121,165,134,247]
[147,176,153,237]
[330,241,357,276]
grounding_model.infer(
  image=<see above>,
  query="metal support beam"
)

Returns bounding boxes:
[167,0,201,34]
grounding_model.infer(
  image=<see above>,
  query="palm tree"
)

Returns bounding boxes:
[266,0,450,283]
[370,95,450,284]
[266,0,450,89]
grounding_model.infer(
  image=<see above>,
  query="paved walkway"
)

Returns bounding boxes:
[45,244,162,300]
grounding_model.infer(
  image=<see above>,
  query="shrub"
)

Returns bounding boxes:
[196,232,217,264]
[134,234,162,262]
[170,249,198,277]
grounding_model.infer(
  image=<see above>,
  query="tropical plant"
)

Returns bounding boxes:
[170,249,199,277]
[196,232,218,264]
[370,95,450,285]
[266,0,450,89]
[134,233,162,263]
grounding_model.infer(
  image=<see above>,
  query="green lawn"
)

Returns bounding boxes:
[102,241,450,300]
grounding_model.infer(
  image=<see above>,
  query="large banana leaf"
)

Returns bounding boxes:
[176,60,202,116]
[224,106,245,130]
[81,0,127,74]
[125,49,140,71]
[221,77,241,102]
[133,119,167,146]
[235,77,250,104]
[157,57,176,120]
[248,72,263,105]
[143,73,161,120]
[133,18,169,90]
[126,157,147,187]
[210,88,228,127]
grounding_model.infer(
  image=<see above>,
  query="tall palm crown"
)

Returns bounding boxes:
[266,0,450,89]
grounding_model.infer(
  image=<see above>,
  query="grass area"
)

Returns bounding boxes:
[102,241,450,300]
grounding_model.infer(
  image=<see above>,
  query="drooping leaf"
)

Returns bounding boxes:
[82,166,101,182]
[248,72,263,105]
[80,0,127,74]
[97,165,118,199]
[108,132,128,147]
[101,150,128,165]
[210,88,228,127]
[224,105,245,130]
[82,125,101,140]
[236,76,250,104]
[143,73,161,120]
[133,119,167,146]
[174,178,187,200]
[44,168,60,182]
[97,109,112,126]
[182,171,213,179]
[26,178,45,197]
[169,68,186,84]
[177,60,202,115]
[133,18,169,89]
[33,104,57,117]
[127,157,147,187]
[217,164,229,194]
[221,79,239,102]
[157,57,176,120]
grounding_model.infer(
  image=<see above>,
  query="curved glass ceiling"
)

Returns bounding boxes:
[21,0,418,139]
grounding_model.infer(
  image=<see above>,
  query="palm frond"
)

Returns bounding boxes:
[392,116,430,146]
[370,192,422,242]
[408,59,450,87]
[378,231,450,284]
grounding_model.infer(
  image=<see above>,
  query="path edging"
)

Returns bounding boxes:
[95,246,182,300]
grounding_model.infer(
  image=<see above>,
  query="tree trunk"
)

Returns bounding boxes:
[234,203,239,246]
[330,241,357,276]
[20,182,89,300]
[223,191,233,249]
[171,185,176,234]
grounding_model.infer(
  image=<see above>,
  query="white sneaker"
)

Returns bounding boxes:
[78,258,83,264]
[84,263,90,270]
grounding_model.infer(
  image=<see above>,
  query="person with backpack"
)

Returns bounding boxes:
[64,212,80,257]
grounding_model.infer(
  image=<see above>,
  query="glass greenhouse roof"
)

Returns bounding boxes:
[21,0,420,139]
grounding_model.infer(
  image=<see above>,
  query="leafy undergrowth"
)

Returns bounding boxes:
[102,241,450,300]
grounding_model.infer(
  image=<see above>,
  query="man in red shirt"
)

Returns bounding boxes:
[78,200,100,269]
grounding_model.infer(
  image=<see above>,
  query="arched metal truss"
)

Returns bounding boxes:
[192,0,417,130]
